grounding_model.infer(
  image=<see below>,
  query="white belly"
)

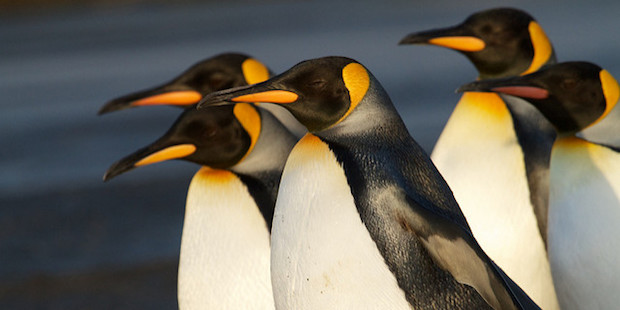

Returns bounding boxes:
[178,167,274,310]
[548,138,620,310]
[270,134,411,310]
[431,93,559,310]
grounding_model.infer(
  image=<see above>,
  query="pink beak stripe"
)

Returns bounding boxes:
[492,86,549,99]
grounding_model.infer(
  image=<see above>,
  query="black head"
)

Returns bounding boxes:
[458,62,620,134]
[400,8,555,79]
[103,103,262,181]
[198,57,371,133]
[98,53,271,114]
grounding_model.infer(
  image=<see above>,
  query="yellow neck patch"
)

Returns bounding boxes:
[296,133,324,149]
[233,103,261,162]
[428,36,486,52]
[287,133,329,168]
[522,21,553,75]
[460,92,511,121]
[194,166,236,182]
[135,144,197,167]
[336,63,370,125]
[242,58,270,85]
[595,69,620,125]
[554,136,592,152]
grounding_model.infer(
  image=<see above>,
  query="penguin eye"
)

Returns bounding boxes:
[186,120,218,140]
[192,71,232,91]
[207,73,234,91]
[308,79,327,89]
[203,126,218,139]
[561,78,577,91]
[480,24,494,35]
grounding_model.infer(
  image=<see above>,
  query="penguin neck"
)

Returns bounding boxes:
[319,75,407,141]
[230,107,298,230]
[556,131,580,141]
[554,135,588,149]
[577,103,620,148]
[231,107,296,176]
[257,102,307,138]
[476,47,557,80]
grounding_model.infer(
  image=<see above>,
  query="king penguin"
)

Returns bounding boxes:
[98,52,306,137]
[399,8,559,309]
[459,61,620,310]
[104,102,296,310]
[199,56,540,309]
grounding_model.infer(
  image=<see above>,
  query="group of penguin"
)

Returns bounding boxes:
[99,7,620,310]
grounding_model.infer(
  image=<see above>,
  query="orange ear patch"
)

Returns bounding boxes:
[242,58,270,85]
[596,69,620,124]
[522,22,553,75]
[233,103,261,161]
[336,62,370,124]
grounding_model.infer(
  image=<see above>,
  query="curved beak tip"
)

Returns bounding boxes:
[196,95,228,110]
[102,161,134,182]
[455,85,467,93]
[98,100,129,115]
[196,98,210,110]
[456,82,479,94]
[97,104,114,115]
[398,35,421,45]
[102,168,120,182]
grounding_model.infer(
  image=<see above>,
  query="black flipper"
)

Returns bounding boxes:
[395,191,540,310]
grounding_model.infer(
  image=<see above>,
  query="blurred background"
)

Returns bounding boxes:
[1,0,618,308]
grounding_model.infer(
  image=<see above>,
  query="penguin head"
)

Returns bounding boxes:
[98,53,271,114]
[103,103,263,181]
[198,57,371,133]
[458,61,620,134]
[400,8,555,79]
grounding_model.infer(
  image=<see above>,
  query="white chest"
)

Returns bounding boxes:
[431,93,558,310]
[270,134,411,310]
[548,139,620,310]
[178,167,274,310]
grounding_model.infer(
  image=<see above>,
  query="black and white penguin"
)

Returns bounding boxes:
[199,56,540,309]
[104,103,297,309]
[400,9,559,309]
[459,61,620,310]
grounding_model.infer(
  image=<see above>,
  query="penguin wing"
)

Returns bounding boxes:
[398,193,540,310]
